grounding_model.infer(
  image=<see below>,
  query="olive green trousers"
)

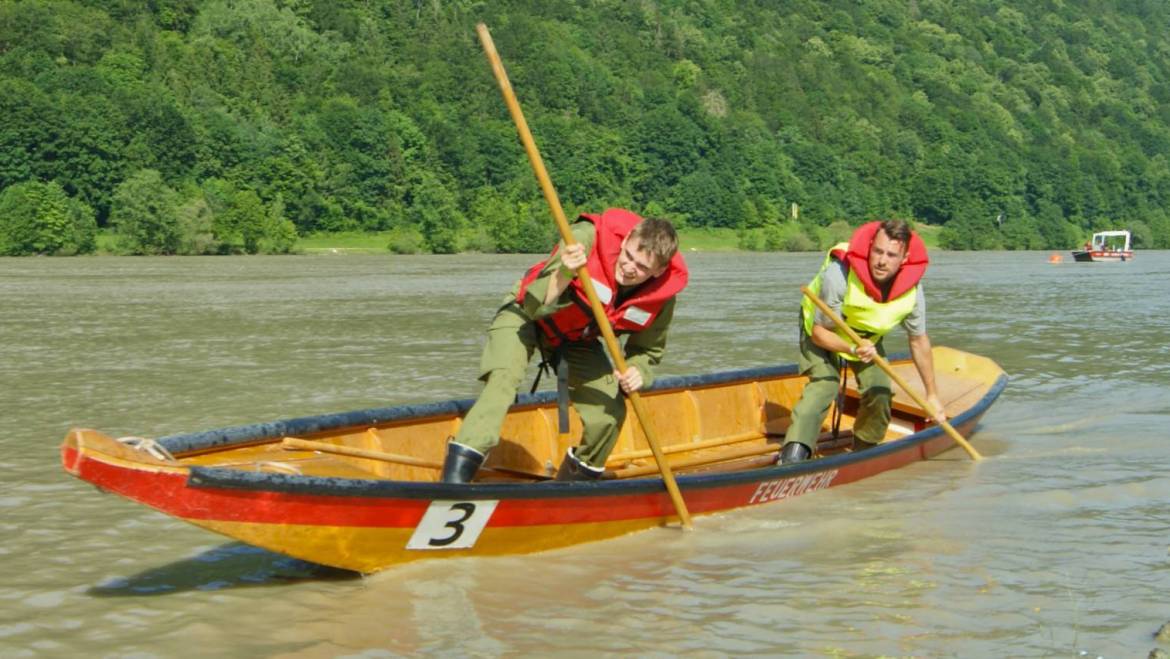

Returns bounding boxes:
[783,331,893,450]
[453,302,625,469]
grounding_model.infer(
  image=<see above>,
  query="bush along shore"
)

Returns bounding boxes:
[4,3,1170,256]
[70,223,942,257]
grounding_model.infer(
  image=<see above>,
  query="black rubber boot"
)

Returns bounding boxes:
[852,437,879,452]
[554,447,604,481]
[779,442,812,464]
[440,441,485,484]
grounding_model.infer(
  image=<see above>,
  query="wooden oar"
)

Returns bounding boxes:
[800,286,983,461]
[477,23,693,528]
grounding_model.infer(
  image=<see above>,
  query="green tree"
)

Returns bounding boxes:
[1127,220,1153,249]
[119,86,197,181]
[0,180,96,255]
[213,188,296,254]
[634,106,708,201]
[6,0,1170,254]
[175,194,218,255]
[1146,210,1170,249]
[468,186,552,253]
[215,189,268,254]
[110,169,181,254]
[259,194,298,254]
[410,172,465,254]
[1034,199,1079,249]
[670,168,744,228]
[998,214,1044,250]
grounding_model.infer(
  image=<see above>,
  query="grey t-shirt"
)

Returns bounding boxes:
[814,260,926,336]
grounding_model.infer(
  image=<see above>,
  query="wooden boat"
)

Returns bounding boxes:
[61,347,1006,573]
[1071,230,1133,262]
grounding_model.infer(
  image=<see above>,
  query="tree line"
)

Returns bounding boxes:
[2,0,1170,256]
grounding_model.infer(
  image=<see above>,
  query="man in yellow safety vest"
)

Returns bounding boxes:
[780,219,946,464]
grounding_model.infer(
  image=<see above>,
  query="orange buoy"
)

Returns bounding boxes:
[1048,253,1063,263]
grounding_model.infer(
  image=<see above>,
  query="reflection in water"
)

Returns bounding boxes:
[88,544,358,596]
[2,251,1169,656]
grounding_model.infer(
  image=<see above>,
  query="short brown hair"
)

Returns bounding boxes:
[629,217,679,268]
[878,219,912,247]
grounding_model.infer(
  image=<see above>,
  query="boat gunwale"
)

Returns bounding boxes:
[158,362,804,456]
[184,373,1009,501]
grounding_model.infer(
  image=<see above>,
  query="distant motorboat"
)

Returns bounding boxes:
[1071,230,1133,262]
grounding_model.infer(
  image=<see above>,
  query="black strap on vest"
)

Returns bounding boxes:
[530,347,558,394]
[531,348,571,436]
[831,359,848,439]
[556,359,569,434]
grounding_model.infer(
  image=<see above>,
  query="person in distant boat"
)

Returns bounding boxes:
[440,209,688,483]
[779,219,945,464]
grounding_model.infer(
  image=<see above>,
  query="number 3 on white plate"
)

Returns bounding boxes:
[407,500,500,550]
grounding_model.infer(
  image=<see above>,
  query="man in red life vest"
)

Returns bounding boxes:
[780,219,946,464]
[440,209,688,483]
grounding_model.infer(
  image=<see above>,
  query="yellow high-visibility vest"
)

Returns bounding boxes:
[801,243,918,361]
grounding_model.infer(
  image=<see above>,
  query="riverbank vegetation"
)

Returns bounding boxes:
[3,1,1169,256]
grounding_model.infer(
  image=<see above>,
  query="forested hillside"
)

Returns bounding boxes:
[2,0,1169,255]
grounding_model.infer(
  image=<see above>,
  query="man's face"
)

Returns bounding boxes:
[868,230,908,284]
[615,235,667,286]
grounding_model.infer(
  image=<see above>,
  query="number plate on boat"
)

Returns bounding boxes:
[407,500,500,550]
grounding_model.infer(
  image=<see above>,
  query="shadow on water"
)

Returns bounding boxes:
[87,542,360,596]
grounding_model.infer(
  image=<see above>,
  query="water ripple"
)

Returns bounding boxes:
[3,252,1169,655]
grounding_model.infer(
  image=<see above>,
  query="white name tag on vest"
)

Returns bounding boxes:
[624,306,651,326]
[592,279,613,304]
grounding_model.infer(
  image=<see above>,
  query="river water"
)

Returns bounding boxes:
[2,250,1167,657]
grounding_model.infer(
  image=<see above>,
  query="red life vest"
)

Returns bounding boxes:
[838,221,928,302]
[516,208,688,347]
